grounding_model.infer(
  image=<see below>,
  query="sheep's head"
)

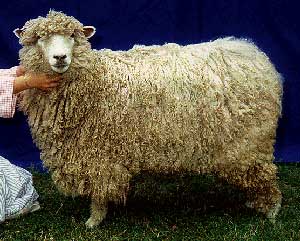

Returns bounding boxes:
[14,11,95,73]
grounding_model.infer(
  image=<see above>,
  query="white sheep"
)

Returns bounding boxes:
[14,11,282,228]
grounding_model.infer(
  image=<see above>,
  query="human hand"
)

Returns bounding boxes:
[13,66,62,94]
[24,73,62,91]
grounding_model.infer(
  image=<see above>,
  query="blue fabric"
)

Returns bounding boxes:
[0,0,299,169]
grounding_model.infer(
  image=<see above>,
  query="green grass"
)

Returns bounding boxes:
[1,164,300,241]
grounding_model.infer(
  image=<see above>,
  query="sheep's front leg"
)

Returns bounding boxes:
[85,198,107,228]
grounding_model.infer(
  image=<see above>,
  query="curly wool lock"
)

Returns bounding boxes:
[18,11,83,45]
[17,11,283,227]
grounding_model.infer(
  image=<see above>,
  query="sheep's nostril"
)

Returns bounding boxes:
[53,55,67,60]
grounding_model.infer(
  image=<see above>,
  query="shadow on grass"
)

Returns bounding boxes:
[123,172,249,217]
[3,171,253,225]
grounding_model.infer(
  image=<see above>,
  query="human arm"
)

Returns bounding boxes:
[13,66,61,94]
[0,67,18,118]
[0,66,61,118]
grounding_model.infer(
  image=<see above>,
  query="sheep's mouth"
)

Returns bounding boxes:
[52,64,68,68]
[51,64,69,73]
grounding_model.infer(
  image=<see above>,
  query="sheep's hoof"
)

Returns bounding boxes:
[85,204,107,228]
[85,216,104,228]
[266,197,282,223]
[246,196,282,224]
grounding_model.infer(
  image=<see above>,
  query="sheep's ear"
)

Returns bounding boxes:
[13,28,23,38]
[83,26,96,38]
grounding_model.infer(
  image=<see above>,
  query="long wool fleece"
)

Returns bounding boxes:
[18,11,282,207]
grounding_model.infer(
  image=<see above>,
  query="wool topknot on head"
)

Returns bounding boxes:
[14,10,96,73]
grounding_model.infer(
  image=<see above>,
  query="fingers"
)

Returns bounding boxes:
[41,74,60,81]
[47,82,60,88]
[24,72,62,91]
[41,75,62,91]
[49,76,62,82]
[45,76,62,85]
[40,84,59,92]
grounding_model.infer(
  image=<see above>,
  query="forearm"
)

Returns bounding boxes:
[0,67,18,118]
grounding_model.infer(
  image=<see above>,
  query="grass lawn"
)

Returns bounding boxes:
[1,164,300,241]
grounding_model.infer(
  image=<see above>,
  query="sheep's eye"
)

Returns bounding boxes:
[37,35,47,43]
[70,32,75,38]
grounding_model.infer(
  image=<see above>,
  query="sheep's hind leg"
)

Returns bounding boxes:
[85,199,107,228]
[243,164,282,223]
[246,194,282,223]
[215,158,282,222]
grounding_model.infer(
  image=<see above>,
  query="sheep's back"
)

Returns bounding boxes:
[91,37,282,173]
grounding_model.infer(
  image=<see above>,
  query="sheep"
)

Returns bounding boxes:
[14,11,283,228]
